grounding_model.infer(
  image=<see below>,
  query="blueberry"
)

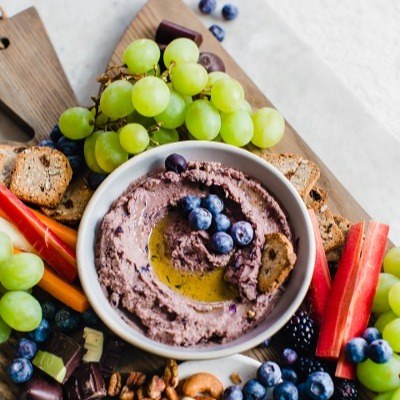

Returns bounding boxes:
[87,171,108,190]
[41,300,58,321]
[180,195,202,218]
[210,214,231,235]
[242,379,266,400]
[222,4,239,20]
[56,136,82,156]
[49,124,63,143]
[209,24,225,42]
[13,338,38,360]
[188,207,212,231]
[281,367,298,384]
[27,318,51,343]
[362,326,382,343]
[82,308,100,327]
[281,348,298,367]
[257,361,282,387]
[165,153,188,174]
[38,139,56,149]
[222,385,243,400]
[273,381,299,400]
[68,154,86,177]
[198,0,217,14]
[7,358,33,383]
[230,221,254,246]
[201,194,224,215]
[55,308,81,333]
[344,337,368,363]
[367,339,393,363]
[304,372,334,400]
[210,232,234,254]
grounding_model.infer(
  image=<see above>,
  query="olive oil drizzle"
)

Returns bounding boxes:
[148,214,237,302]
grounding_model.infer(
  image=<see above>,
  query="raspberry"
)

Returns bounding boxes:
[283,309,317,354]
[333,378,358,399]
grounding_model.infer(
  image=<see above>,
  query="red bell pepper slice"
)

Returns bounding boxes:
[315,221,365,359]
[307,209,332,326]
[0,185,77,282]
[335,220,389,379]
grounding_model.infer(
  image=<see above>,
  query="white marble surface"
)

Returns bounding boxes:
[1,0,399,242]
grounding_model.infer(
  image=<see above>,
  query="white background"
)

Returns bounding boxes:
[1,0,400,242]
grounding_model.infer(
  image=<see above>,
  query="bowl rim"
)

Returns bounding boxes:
[77,141,315,360]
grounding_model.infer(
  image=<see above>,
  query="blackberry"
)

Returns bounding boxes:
[294,355,327,383]
[283,309,317,354]
[333,379,358,399]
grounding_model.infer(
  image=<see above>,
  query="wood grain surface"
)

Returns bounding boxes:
[0,1,379,399]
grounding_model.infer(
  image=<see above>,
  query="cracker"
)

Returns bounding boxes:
[0,144,26,187]
[9,146,72,208]
[258,232,297,294]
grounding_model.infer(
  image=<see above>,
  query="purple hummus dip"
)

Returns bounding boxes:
[95,160,296,346]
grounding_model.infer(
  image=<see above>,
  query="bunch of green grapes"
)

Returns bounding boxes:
[58,36,286,175]
[356,246,400,393]
[0,232,44,342]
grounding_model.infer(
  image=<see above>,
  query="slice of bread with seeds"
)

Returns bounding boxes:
[9,146,72,208]
[315,205,345,253]
[40,177,94,225]
[306,186,328,212]
[258,232,297,294]
[261,152,320,199]
[0,144,26,187]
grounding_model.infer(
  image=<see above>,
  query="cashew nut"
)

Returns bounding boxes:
[182,373,224,400]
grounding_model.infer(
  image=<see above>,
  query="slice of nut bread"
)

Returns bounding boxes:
[258,232,297,294]
[306,186,328,212]
[0,144,26,187]
[9,146,72,208]
[40,177,94,225]
[315,205,345,253]
[261,153,320,199]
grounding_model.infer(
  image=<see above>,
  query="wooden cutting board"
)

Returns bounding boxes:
[0,1,379,398]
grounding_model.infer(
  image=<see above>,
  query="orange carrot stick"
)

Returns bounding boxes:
[38,266,90,313]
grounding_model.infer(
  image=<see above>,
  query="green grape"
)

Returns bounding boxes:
[163,37,200,68]
[375,310,398,332]
[251,107,285,149]
[150,127,179,146]
[119,123,150,155]
[99,80,134,120]
[0,291,42,332]
[94,131,129,173]
[84,131,107,174]
[384,246,400,278]
[383,317,400,351]
[188,132,222,142]
[372,272,400,314]
[0,232,13,264]
[59,106,94,140]
[356,353,400,392]
[210,77,245,113]
[185,99,221,141]
[127,110,155,128]
[0,315,12,343]
[0,252,44,291]
[388,282,400,315]
[374,390,395,400]
[123,38,160,74]
[154,88,187,129]
[240,99,253,114]
[131,76,170,117]
[206,71,229,88]
[219,109,254,147]
[170,63,208,97]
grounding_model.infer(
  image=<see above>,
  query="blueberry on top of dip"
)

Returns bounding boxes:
[95,158,297,346]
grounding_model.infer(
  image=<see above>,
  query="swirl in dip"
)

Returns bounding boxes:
[95,160,296,346]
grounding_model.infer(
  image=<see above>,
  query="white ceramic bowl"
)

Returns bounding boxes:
[77,141,315,360]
